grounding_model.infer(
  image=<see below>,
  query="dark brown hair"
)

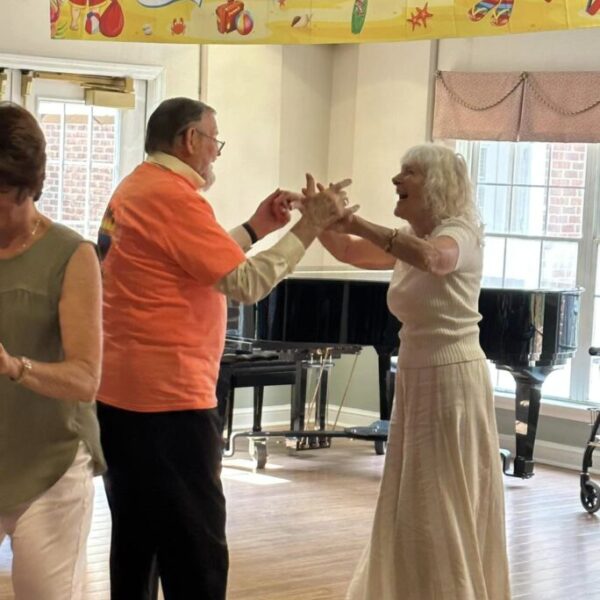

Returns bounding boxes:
[145,97,215,155]
[0,102,46,201]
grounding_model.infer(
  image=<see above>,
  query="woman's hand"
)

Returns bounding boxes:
[325,210,356,233]
[301,173,357,230]
[0,343,19,379]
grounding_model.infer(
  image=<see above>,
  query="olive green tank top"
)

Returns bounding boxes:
[0,223,106,513]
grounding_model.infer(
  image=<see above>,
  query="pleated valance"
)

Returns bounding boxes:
[433,71,600,143]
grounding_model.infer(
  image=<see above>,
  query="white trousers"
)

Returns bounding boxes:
[0,444,94,600]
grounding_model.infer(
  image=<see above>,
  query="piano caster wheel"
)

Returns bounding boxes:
[249,439,268,469]
[374,440,386,455]
[580,481,600,514]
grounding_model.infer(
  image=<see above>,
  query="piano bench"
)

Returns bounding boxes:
[217,358,298,453]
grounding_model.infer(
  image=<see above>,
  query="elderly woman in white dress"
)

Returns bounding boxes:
[318,144,511,600]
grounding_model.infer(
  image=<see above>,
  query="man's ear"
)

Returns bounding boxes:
[176,127,195,156]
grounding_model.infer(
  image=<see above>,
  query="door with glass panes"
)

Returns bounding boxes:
[1,68,147,241]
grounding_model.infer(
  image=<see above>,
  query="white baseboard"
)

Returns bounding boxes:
[229,404,381,432]
[231,404,599,474]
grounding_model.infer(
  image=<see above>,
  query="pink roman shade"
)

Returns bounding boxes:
[433,71,600,143]
[433,71,524,141]
[520,72,600,143]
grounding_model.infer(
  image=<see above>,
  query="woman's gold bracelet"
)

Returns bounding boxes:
[384,228,399,253]
[10,356,33,384]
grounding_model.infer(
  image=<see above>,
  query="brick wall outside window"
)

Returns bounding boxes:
[37,109,118,240]
[547,144,585,239]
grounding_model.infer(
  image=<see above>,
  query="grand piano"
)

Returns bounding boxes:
[248,270,581,479]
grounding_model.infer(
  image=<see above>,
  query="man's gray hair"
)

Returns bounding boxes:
[145,97,215,155]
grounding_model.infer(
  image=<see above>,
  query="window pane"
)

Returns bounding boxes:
[509,185,546,236]
[90,164,114,234]
[505,238,541,288]
[540,241,578,289]
[487,364,516,394]
[589,358,600,405]
[35,100,119,241]
[38,163,60,220]
[62,163,87,235]
[477,142,513,184]
[477,185,510,234]
[591,285,600,403]
[548,143,587,188]
[92,110,117,163]
[514,143,549,186]
[482,236,505,288]
[39,112,62,162]
[594,296,600,345]
[543,363,571,399]
[496,368,516,393]
[64,105,90,163]
[546,187,584,239]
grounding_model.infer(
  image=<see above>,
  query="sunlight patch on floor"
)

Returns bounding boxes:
[221,468,290,485]
[223,457,284,471]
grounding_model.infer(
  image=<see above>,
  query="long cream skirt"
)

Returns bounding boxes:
[346,359,511,600]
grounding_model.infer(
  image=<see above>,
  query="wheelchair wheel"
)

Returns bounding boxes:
[580,481,600,514]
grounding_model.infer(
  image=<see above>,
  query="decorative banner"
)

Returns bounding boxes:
[49,0,600,44]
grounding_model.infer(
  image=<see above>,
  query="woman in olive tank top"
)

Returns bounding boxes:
[0,103,105,600]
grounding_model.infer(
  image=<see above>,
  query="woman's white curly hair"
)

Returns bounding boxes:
[401,144,481,231]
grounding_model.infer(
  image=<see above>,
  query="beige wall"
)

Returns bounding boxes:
[203,45,336,266]
[205,40,433,267]
[439,29,600,72]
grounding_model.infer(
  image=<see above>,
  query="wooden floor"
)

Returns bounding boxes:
[1,437,600,599]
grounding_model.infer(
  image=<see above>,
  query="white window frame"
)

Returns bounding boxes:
[0,53,165,240]
[0,52,165,130]
[459,140,600,406]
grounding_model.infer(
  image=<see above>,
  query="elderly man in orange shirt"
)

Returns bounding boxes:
[96,97,352,600]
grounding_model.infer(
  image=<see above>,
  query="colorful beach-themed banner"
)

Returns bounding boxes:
[49,0,600,45]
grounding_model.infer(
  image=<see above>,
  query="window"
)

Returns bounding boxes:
[37,100,120,241]
[457,140,600,404]
[0,62,153,242]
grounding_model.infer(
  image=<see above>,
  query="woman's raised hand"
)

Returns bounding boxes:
[301,173,358,230]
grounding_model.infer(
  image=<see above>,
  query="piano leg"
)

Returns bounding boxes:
[500,365,557,479]
[253,386,264,432]
[291,359,308,432]
[317,368,330,448]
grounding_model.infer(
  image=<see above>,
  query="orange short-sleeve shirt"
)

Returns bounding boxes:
[97,162,246,412]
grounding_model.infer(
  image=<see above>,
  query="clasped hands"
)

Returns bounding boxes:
[299,174,358,232]
[248,174,357,238]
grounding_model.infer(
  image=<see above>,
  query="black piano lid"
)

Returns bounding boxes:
[254,269,582,368]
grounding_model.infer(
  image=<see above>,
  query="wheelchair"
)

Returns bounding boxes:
[580,346,600,513]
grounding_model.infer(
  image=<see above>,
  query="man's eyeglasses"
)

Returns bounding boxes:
[180,126,225,153]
